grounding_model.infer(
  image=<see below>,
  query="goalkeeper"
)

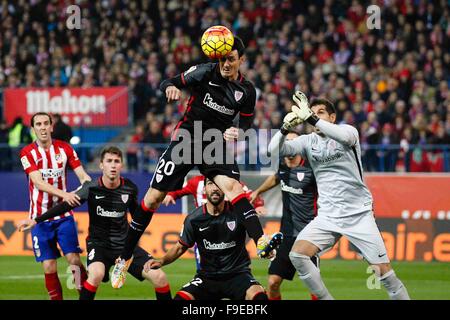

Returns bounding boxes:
[268,92,410,300]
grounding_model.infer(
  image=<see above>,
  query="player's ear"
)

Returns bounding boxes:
[330,113,337,123]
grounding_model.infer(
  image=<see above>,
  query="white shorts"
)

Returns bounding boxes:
[296,211,390,264]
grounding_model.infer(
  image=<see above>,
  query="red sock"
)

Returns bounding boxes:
[311,294,319,300]
[79,281,98,300]
[45,272,63,300]
[155,284,172,300]
[269,295,282,300]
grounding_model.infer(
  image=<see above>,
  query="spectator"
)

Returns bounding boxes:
[51,114,73,143]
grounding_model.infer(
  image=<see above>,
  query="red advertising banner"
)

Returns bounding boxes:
[4,87,129,127]
[365,174,450,219]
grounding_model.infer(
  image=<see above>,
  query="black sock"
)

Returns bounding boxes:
[121,201,154,260]
[79,281,97,300]
[252,292,269,300]
[231,194,264,244]
[155,285,172,300]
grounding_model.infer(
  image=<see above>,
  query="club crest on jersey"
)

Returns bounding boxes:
[121,194,129,203]
[234,90,243,102]
[55,153,63,164]
[297,173,305,181]
[227,221,236,231]
[156,174,163,183]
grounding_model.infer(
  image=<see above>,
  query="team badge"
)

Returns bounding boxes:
[156,174,163,183]
[234,91,243,102]
[121,194,129,203]
[227,221,236,231]
[297,173,305,181]
[55,153,63,164]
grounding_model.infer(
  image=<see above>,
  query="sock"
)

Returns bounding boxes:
[155,284,172,300]
[174,291,192,300]
[289,252,334,300]
[231,194,263,244]
[79,281,97,300]
[379,270,410,300]
[252,292,269,300]
[44,272,63,300]
[269,294,281,300]
[71,264,88,293]
[311,294,318,300]
[121,200,155,260]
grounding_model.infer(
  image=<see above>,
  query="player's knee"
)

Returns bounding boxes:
[289,251,310,269]
[65,253,81,265]
[145,189,166,208]
[42,260,57,274]
[267,277,281,292]
[144,269,168,287]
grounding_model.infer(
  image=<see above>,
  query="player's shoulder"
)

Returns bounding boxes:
[187,205,205,221]
[338,123,359,134]
[184,62,216,76]
[52,139,74,151]
[122,177,138,193]
[20,142,36,155]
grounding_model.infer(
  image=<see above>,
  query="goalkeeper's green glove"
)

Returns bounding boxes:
[292,91,319,126]
[280,112,302,135]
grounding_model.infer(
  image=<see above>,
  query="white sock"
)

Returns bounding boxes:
[379,270,410,300]
[289,251,334,300]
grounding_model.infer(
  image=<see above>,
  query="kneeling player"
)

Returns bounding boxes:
[146,177,270,300]
[18,146,172,300]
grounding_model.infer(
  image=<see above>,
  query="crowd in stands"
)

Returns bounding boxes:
[0,0,449,172]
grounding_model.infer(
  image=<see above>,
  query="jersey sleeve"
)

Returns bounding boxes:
[128,184,139,217]
[19,148,38,175]
[238,86,256,131]
[160,63,213,93]
[62,143,82,170]
[268,131,309,158]
[179,216,195,248]
[75,180,96,202]
[167,177,197,200]
[315,121,359,147]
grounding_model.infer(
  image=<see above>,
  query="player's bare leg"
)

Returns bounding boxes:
[370,262,410,300]
[65,252,88,292]
[142,267,172,300]
[289,240,334,300]
[42,259,63,300]
[267,275,283,300]
[112,188,166,288]
[79,262,105,300]
[245,285,268,300]
[213,175,281,257]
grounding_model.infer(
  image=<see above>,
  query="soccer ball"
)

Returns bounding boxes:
[201,25,234,59]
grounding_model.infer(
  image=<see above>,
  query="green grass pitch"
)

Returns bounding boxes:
[0,256,449,300]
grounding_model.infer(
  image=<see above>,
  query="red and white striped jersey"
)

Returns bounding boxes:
[167,175,265,208]
[20,140,82,221]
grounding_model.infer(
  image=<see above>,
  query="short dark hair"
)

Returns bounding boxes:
[310,98,336,115]
[31,112,52,127]
[100,146,123,161]
[232,36,245,57]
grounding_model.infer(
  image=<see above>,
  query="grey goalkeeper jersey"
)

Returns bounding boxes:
[269,120,373,218]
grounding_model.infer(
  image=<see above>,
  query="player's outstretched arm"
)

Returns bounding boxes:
[144,242,188,271]
[251,174,280,203]
[74,166,92,184]
[268,131,304,158]
[314,121,359,146]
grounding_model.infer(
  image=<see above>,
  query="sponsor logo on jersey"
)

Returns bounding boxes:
[121,194,129,203]
[280,180,303,194]
[227,221,236,231]
[234,90,243,102]
[203,239,236,250]
[312,152,344,164]
[203,93,234,115]
[40,168,64,179]
[55,153,63,164]
[96,206,125,218]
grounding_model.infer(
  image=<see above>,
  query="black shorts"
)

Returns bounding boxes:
[268,236,320,280]
[150,139,240,191]
[86,241,153,282]
[179,272,260,300]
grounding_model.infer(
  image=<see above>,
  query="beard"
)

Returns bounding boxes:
[206,191,225,206]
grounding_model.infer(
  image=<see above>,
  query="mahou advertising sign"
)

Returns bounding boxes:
[4,87,129,126]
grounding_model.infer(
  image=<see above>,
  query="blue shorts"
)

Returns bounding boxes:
[30,215,82,262]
